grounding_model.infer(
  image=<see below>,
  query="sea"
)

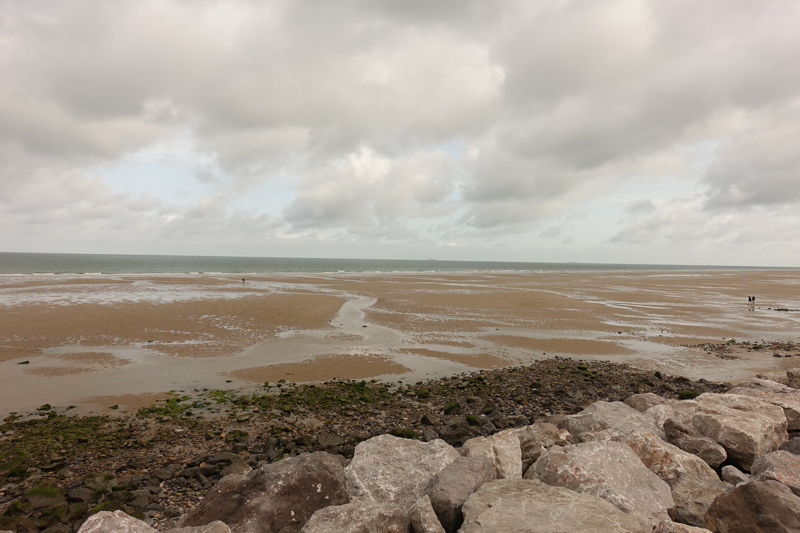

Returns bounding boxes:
[0,252,777,275]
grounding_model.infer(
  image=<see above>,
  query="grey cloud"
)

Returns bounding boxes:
[2,0,800,260]
[283,147,457,231]
[704,103,800,208]
[626,199,657,215]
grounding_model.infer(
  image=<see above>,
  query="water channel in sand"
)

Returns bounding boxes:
[1,270,799,417]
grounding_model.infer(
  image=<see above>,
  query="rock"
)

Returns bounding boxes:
[318,434,344,447]
[528,440,674,528]
[225,430,249,443]
[727,378,800,430]
[625,393,672,413]
[76,511,154,533]
[421,414,440,426]
[787,368,800,389]
[515,422,572,472]
[408,496,445,533]
[344,434,460,509]
[68,486,97,503]
[756,371,791,386]
[129,489,151,509]
[300,500,409,533]
[423,456,494,533]
[207,452,238,465]
[25,484,65,511]
[166,523,231,533]
[664,393,788,470]
[558,401,665,443]
[459,479,643,533]
[180,465,219,479]
[780,437,800,455]
[84,473,117,495]
[721,465,749,485]
[663,420,727,469]
[669,474,732,528]
[486,428,522,479]
[622,432,731,528]
[652,521,712,533]
[751,450,800,496]
[704,480,800,533]
[460,436,494,462]
[624,430,719,486]
[181,452,348,533]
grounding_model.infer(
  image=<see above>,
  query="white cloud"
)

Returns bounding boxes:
[1,0,800,265]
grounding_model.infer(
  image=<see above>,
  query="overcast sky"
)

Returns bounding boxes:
[2,0,800,266]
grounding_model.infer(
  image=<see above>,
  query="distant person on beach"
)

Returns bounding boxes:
[242,278,245,284]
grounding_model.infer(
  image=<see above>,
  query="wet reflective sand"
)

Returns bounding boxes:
[1,270,799,416]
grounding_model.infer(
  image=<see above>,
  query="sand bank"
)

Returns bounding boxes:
[1,270,799,416]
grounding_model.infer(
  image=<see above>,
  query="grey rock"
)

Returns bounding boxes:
[166,523,231,533]
[409,496,445,533]
[728,378,800,430]
[207,452,238,465]
[780,437,800,455]
[669,474,732,528]
[625,393,672,413]
[558,401,665,443]
[515,422,572,472]
[180,465,219,479]
[182,452,348,533]
[487,428,522,479]
[664,393,788,470]
[424,456,494,533]
[301,500,409,533]
[77,511,154,533]
[529,440,674,528]
[663,419,727,469]
[459,479,643,533]
[460,436,493,462]
[318,434,345,447]
[344,434,459,509]
[68,485,97,503]
[704,480,800,533]
[652,522,712,533]
[787,368,800,389]
[84,473,117,494]
[421,414,440,426]
[129,489,151,509]
[751,450,800,496]
[721,465,749,485]
[756,371,792,386]
[624,430,719,487]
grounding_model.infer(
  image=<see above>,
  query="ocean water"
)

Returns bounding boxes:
[0,252,771,275]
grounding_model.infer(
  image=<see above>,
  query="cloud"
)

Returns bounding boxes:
[283,146,457,234]
[2,0,800,264]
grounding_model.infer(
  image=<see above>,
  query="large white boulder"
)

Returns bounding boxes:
[559,401,665,443]
[528,440,674,528]
[344,435,460,508]
[459,479,643,533]
[664,393,788,471]
[727,378,800,430]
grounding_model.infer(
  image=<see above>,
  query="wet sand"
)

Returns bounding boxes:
[1,270,799,416]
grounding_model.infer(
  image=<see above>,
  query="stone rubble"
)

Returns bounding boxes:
[8,366,800,533]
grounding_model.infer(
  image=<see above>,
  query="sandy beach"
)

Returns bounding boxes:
[1,270,799,416]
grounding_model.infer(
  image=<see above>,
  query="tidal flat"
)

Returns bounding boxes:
[1,270,799,418]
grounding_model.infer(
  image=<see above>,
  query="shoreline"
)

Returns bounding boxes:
[1,270,799,417]
[0,357,731,530]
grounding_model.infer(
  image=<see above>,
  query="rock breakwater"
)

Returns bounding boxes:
[9,360,800,531]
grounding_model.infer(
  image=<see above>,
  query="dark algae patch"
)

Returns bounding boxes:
[0,357,730,532]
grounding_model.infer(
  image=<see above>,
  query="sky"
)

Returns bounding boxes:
[2,0,800,267]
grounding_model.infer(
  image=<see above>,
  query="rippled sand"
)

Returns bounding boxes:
[1,270,799,416]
